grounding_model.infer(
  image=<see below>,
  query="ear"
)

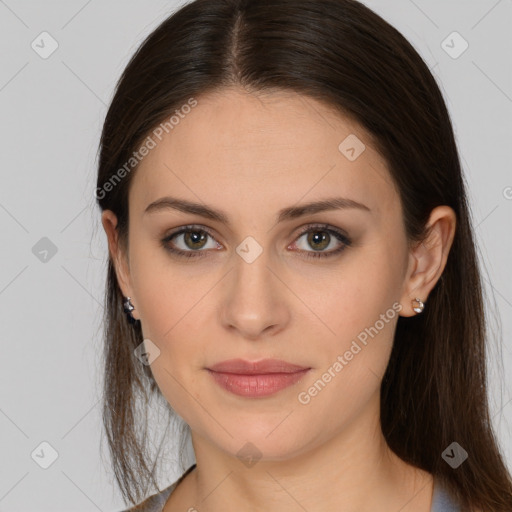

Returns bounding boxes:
[101,210,138,318]
[399,206,456,317]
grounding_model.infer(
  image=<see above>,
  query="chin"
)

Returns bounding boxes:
[202,416,319,464]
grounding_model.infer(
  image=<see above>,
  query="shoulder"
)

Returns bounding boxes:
[118,464,197,512]
[118,484,175,512]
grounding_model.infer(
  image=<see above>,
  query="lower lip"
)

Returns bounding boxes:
[207,369,310,398]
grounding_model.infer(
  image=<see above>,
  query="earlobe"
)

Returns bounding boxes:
[399,206,456,317]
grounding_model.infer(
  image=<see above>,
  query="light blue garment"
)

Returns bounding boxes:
[431,480,462,512]
[120,464,462,511]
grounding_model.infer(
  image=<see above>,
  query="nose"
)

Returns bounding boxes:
[219,246,291,341]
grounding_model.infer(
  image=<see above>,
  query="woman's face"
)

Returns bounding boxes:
[105,87,417,462]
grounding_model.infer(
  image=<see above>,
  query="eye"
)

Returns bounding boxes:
[161,225,220,259]
[161,223,351,260]
[290,223,351,259]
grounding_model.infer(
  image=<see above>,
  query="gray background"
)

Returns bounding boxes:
[0,1,511,510]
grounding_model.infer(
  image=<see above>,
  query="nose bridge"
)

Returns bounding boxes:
[234,235,273,293]
[220,234,290,339]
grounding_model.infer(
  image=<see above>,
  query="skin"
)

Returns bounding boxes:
[102,87,456,512]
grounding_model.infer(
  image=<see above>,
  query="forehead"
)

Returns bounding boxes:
[130,87,397,219]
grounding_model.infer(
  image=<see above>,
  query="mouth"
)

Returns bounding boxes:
[206,359,311,398]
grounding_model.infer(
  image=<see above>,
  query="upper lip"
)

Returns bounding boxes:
[207,358,310,374]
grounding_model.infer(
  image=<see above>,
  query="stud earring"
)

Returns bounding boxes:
[123,296,139,324]
[411,297,425,314]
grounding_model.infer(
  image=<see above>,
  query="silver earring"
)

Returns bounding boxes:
[411,297,425,314]
[123,296,139,324]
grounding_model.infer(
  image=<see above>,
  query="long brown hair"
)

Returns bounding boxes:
[96,0,512,509]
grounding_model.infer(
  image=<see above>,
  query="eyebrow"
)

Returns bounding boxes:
[143,196,371,225]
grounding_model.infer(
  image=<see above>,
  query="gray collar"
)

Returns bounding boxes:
[431,479,461,511]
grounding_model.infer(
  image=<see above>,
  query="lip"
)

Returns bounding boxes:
[206,359,311,398]
[207,358,310,374]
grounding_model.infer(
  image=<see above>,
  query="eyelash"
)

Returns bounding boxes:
[161,223,352,260]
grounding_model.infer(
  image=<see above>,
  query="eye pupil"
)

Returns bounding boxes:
[308,231,330,251]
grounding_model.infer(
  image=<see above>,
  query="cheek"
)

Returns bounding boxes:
[291,242,402,397]
[291,250,402,346]
[128,246,216,376]
[132,263,206,421]
[295,297,398,440]
[128,240,202,335]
